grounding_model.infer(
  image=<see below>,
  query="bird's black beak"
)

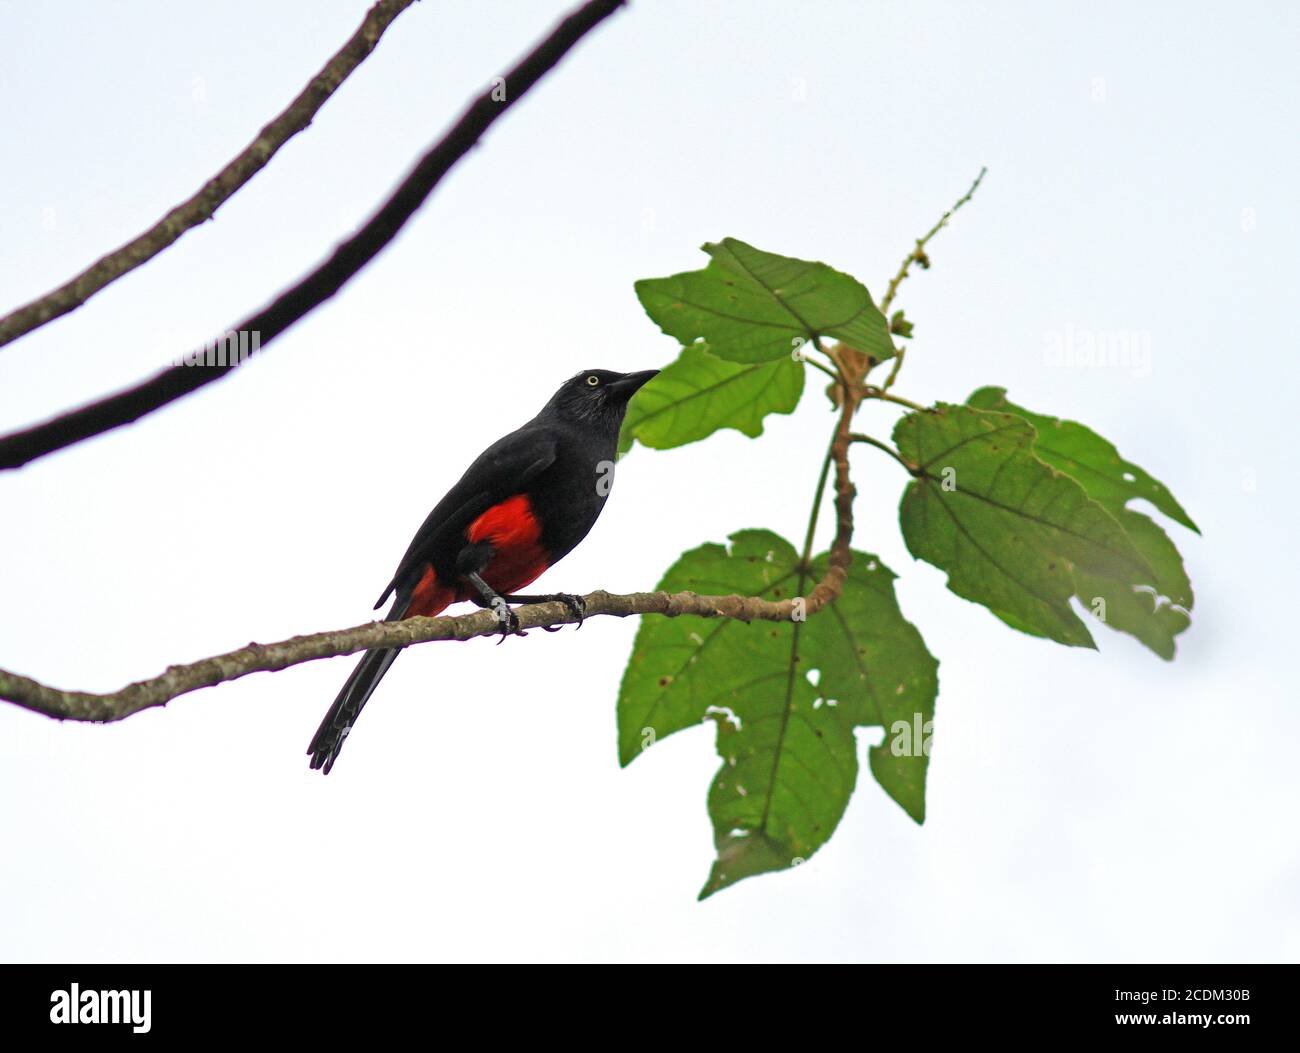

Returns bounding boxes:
[608,369,659,399]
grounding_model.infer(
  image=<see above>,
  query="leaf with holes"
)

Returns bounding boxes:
[966,387,1196,658]
[801,550,938,823]
[634,237,895,364]
[618,344,805,455]
[617,530,937,898]
[895,404,1155,648]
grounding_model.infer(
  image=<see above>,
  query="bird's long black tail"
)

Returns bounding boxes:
[307,597,410,773]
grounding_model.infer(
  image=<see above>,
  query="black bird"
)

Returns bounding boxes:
[307,367,658,773]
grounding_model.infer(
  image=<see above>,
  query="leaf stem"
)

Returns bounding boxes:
[770,415,838,838]
[863,387,926,411]
[880,348,909,393]
[849,433,917,474]
[802,356,840,385]
[800,439,836,566]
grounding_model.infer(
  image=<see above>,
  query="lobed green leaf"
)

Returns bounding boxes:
[966,387,1196,658]
[634,238,895,364]
[966,387,1197,531]
[895,404,1154,648]
[618,344,804,454]
[616,530,937,897]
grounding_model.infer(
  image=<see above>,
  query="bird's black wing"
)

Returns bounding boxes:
[374,423,559,609]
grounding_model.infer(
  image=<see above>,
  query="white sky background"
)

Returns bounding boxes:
[1,0,1296,963]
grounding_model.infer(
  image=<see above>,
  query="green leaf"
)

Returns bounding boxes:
[895,404,1153,648]
[889,309,914,339]
[616,530,937,898]
[617,345,805,455]
[634,237,895,364]
[966,387,1196,658]
[802,551,938,824]
[966,387,1198,532]
[616,530,804,768]
[1073,509,1191,659]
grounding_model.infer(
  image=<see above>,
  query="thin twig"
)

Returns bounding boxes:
[0,0,627,471]
[879,166,986,317]
[879,166,987,390]
[0,0,419,350]
[807,354,861,613]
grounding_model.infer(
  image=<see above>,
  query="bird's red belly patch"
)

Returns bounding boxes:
[464,493,549,597]
[402,495,550,619]
[407,565,457,618]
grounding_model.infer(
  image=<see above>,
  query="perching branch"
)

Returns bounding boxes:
[1,407,858,724]
[0,589,816,723]
[0,0,419,350]
[0,0,626,471]
[0,358,863,724]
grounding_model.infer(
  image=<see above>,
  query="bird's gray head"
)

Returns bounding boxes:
[545,368,659,429]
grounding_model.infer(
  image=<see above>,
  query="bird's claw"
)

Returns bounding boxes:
[543,593,585,631]
[564,593,586,629]
[495,605,525,644]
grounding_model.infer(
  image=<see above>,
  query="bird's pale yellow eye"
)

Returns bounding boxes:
[586,375,600,386]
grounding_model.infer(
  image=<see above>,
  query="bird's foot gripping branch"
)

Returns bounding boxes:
[0,169,1200,899]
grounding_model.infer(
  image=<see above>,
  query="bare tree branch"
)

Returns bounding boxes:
[0,0,627,471]
[0,380,861,724]
[0,591,813,723]
[0,0,419,350]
